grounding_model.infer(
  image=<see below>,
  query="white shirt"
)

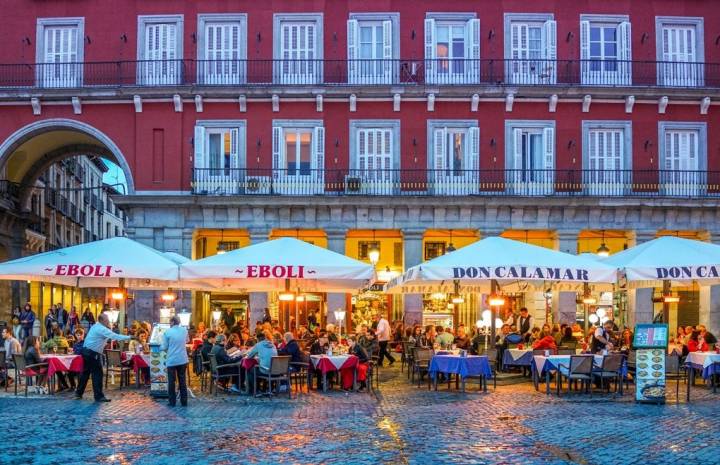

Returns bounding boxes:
[375,318,391,342]
[161,325,189,367]
[4,336,21,357]
[83,323,130,354]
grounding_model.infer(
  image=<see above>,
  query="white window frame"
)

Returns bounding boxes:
[347,13,399,85]
[425,13,480,85]
[348,120,401,194]
[427,120,479,195]
[193,120,246,194]
[197,14,248,85]
[273,13,323,85]
[658,121,707,196]
[655,17,704,87]
[505,120,555,195]
[272,120,324,194]
[36,17,85,88]
[580,14,631,86]
[137,15,184,85]
[503,13,556,85]
[581,121,632,195]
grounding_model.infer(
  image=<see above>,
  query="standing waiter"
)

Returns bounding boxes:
[75,312,131,402]
[162,315,189,406]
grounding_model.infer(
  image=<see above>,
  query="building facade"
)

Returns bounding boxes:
[0,0,718,333]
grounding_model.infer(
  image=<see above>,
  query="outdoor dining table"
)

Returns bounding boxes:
[684,351,720,400]
[123,352,152,388]
[428,354,493,392]
[310,354,359,392]
[532,354,627,395]
[42,354,83,394]
[502,348,534,370]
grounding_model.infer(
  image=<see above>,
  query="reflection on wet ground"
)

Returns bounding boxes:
[2,366,720,465]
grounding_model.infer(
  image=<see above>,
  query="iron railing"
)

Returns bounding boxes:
[0,59,717,89]
[192,168,720,198]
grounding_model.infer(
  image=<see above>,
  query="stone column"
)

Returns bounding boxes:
[627,288,654,327]
[554,231,578,324]
[248,229,269,330]
[699,285,720,336]
[403,230,424,325]
[326,230,348,332]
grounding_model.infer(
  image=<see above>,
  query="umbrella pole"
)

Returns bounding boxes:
[490,280,498,344]
[662,280,671,324]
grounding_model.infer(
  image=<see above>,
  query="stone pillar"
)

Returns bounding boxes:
[627,288,654,327]
[248,229,269,330]
[555,231,578,324]
[699,286,720,336]
[403,230,424,325]
[326,230,347,332]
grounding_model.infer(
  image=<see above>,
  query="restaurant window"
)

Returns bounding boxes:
[425,241,446,260]
[358,241,380,260]
[393,242,403,267]
[218,241,240,252]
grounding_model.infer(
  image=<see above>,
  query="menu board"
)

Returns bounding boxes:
[634,324,668,403]
[149,324,170,397]
[633,324,668,349]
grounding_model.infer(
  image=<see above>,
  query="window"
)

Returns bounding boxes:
[193,120,246,194]
[505,121,555,195]
[425,242,446,260]
[504,14,556,84]
[582,121,632,195]
[272,120,324,194]
[580,15,631,85]
[656,17,704,87]
[198,14,247,85]
[425,13,479,84]
[274,14,323,84]
[428,120,480,195]
[349,120,401,193]
[358,241,380,260]
[659,122,707,196]
[137,15,184,85]
[347,13,398,84]
[36,18,84,87]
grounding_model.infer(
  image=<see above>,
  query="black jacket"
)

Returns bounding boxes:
[279,339,306,364]
[200,340,214,362]
[351,344,369,363]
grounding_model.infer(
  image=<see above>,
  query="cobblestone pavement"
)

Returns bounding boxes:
[1,365,719,465]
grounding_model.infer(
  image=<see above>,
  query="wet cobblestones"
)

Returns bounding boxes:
[1,367,719,465]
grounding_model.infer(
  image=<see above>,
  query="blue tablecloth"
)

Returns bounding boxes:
[533,354,628,377]
[685,352,720,379]
[428,355,493,380]
[502,349,534,369]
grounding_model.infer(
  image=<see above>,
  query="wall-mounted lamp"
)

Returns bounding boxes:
[640,33,649,44]
[490,138,496,147]
[191,32,197,44]
[257,137,262,148]
[488,29,495,40]
[566,32,574,42]
[644,140,653,151]
[120,33,127,43]
[257,32,262,42]
[567,140,576,149]
[411,30,416,40]
[412,137,417,146]
[23,37,31,45]
[332,32,337,42]
[85,35,91,44]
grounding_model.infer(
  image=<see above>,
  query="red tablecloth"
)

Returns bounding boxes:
[241,357,257,370]
[43,355,83,378]
[122,352,150,369]
[312,355,359,374]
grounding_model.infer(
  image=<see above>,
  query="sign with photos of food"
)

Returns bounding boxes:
[633,324,668,349]
[634,324,668,403]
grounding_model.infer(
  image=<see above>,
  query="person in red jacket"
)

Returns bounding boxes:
[532,330,558,354]
[687,330,708,352]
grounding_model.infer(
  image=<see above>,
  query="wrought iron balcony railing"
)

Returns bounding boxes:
[192,168,720,198]
[0,59,716,89]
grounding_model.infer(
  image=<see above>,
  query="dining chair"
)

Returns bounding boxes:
[665,353,687,401]
[208,354,241,396]
[13,353,49,397]
[104,350,131,389]
[593,353,625,396]
[254,356,291,399]
[556,355,594,397]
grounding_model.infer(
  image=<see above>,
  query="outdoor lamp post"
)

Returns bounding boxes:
[334,308,346,338]
[178,308,191,327]
[212,309,221,327]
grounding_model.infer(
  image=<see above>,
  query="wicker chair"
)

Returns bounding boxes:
[254,356,291,399]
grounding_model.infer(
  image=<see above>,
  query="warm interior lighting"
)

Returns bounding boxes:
[295,294,305,302]
[368,246,380,265]
[582,296,597,305]
[489,295,505,306]
[333,309,346,321]
[211,310,221,321]
[110,291,124,301]
[278,292,295,301]
[663,295,680,303]
[451,294,465,304]
[216,228,226,254]
[107,309,119,324]
[589,313,599,324]
[178,310,191,327]
[160,291,175,302]
[431,292,446,300]
[596,230,610,257]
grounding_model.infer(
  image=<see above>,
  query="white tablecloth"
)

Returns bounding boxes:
[506,349,533,362]
[686,351,720,369]
[310,354,352,370]
[533,354,605,374]
[42,354,79,370]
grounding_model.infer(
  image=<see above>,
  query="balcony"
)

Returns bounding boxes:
[191,168,720,198]
[0,59,716,90]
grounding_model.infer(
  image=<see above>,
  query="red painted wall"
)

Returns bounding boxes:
[0,1,716,191]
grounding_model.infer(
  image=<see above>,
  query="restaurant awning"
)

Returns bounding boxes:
[0,237,185,288]
[603,235,720,287]
[179,237,375,292]
[384,236,617,294]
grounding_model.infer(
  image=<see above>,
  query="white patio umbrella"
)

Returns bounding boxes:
[603,236,720,287]
[179,237,375,292]
[385,236,617,294]
[0,237,185,288]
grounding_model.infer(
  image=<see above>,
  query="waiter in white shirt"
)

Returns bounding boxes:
[516,307,533,341]
[75,312,131,402]
[374,314,395,367]
[162,315,189,406]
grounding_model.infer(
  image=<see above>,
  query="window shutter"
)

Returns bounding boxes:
[543,20,557,82]
[543,127,555,170]
[466,18,480,81]
[617,21,632,83]
[313,126,325,172]
[580,20,590,81]
[272,126,283,176]
[433,128,447,171]
[358,129,366,170]
[193,125,206,168]
[469,127,480,172]
[347,19,358,80]
[382,20,393,59]
[424,18,436,77]
[512,128,523,170]
[229,128,239,169]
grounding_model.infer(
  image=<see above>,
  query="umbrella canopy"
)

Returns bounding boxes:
[603,236,720,287]
[0,237,182,288]
[385,236,617,294]
[180,237,375,292]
